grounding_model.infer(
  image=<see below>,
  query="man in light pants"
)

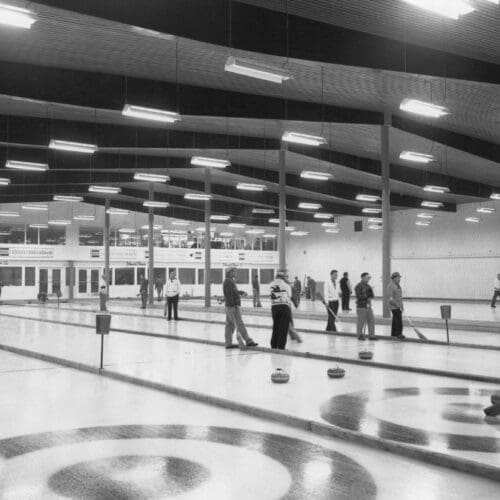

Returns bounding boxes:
[223,267,258,349]
[354,272,377,341]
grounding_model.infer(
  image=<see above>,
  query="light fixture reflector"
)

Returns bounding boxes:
[49,139,97,154]
[0,4,36,29]
[236,182,266,191]
[356,194,381,202]
[321,222,338,228]
[400,98,450,118]
[282,131,327,146]
[184,193,212,201]
[298,202,322,210]
[399,151,437,164]
[191,156,230,168]
[362,208,382,214]
[416,221,431,226]
[423,185,450,193]
[89,185,121,194]
[143,200,169,208]
[220,232,234,237]
[224,56,292,84]
[134,172,170,183]
[6,160,48,172]
[300,171,333,181]
[122,104,180,123]
[53,195,83,202]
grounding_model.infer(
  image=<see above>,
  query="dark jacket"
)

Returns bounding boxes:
[355,281,374,309]
[223,277,241,307]
[252,276,260,291]
[139,279,148,293]
[340,276,350,293]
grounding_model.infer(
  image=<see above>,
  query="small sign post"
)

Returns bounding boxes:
[440,305,451,343]
[96,313,111,369]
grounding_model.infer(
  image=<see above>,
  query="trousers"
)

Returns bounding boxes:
[225,306,252,346]
[166,294,179,319]
[356,307,375,337]
[391,308,403,337]
[326,300,339,331]
[341,292,350,310]
[491,290,500,307]
[99,291,107,311]
[271,304,292,349]
[140,292,148,308]
[253,288,261,307]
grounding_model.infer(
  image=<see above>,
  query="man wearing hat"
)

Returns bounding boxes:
[387,272,405,339]
[269,269,292,349]
[354,272,377,340]
[223,267,258,349]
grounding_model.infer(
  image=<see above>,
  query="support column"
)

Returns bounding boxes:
[204,168,211,307]
[278,142,287,271]
[104,198,110,294]
[382,111,391,318]
[148,184,154,305]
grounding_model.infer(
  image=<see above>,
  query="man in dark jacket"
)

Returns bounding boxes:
[340,272,352,311]
[292,276,302,308]
[354,272,377,340]
[223,267,258,349]
[139,275,148,309]
[252,272,262,307]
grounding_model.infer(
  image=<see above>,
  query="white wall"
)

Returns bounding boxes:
[287,204,500,300]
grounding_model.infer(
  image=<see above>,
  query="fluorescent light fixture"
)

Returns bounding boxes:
[263,234,277,238]
[143,200,169,208]
[399,99,450,118]
[368,224,382,230]
[362,208,382,214]
[196,226,217,232]
[29,223,48,229]
[106,208,129,216]
[418,213,434,219]
[300,171,333,181]
[477,207,495,214]
[6,160,48,172]
[236,183,266,191]
[0,210,20,217]
[172,221,190,226]
[290,231,309,236]
[313,213,334,220]
[184,193,212,201]
[229,223,246,228]
[490,193,500,200]
[282,131,327,147]
[399,151,437,164]
[74,214,95,221]
[49,139,97,154]
[0,178,11,185]
[368,217,383,223]
[0,4,36,29]
[224,56,292,84]
[89,185,121,194]
[118,228,136,234]
[356,194,381,202]
[285,226,296,232]
[465,216,480,223]
[161,229,187,235]
[211,215,231,221]
[141,224,163,230]
[401,0,475,19]
[0,231,11,236]
[325,228,340,234]
[220,232,234,237]
[53,195,83,202]
[299,202,322,210]
[191,156,230,168]
[122,104,180,123]
[322,222,338,228]
[134,172,170,183]
[421,201,443,208]
[416,221,431,227]
[252,208,274,214]
[269,218,280,224]
[245,229,265,235]
[423,185,450,193]
[22,204,48,211]
[48,219,71,226]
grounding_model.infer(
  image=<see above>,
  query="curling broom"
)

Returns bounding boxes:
[404,314,427,340]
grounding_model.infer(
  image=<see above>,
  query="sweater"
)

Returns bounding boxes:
[354,281,374,309]
[223,277,241,307]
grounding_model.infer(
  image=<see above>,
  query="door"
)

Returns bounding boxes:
[39,269,48,294]
[78,269,88,294]
[52,269,61,294]
[90,269,99,293]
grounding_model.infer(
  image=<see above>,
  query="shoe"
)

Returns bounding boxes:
[167,318,171,321]
[491,306,496,308]
[246,341,258,347]
[175,317,180,320]
[397,334,406,340]
[368,336,378,341]
[358,335,366,341]
[225,344,239,349]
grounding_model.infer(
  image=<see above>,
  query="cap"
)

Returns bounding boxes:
[276,269,287,277]
[391,272,402,279]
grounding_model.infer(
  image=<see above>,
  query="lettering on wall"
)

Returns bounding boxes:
[1,247,55,259]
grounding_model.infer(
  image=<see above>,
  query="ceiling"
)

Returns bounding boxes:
[0,0,498,226]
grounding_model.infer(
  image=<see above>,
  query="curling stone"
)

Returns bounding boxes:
[359,351,373,360]
[491,393,500,405]
[327,366,346,379]
[484,402,500,417]
[271,368,290,384]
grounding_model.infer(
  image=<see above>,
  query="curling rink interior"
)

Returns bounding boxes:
[0,0,500,498]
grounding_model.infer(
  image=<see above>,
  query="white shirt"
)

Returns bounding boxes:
[270,278,291,306]
[165,278,180,297]
[326,279,340,302]
[495,279,500,291]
